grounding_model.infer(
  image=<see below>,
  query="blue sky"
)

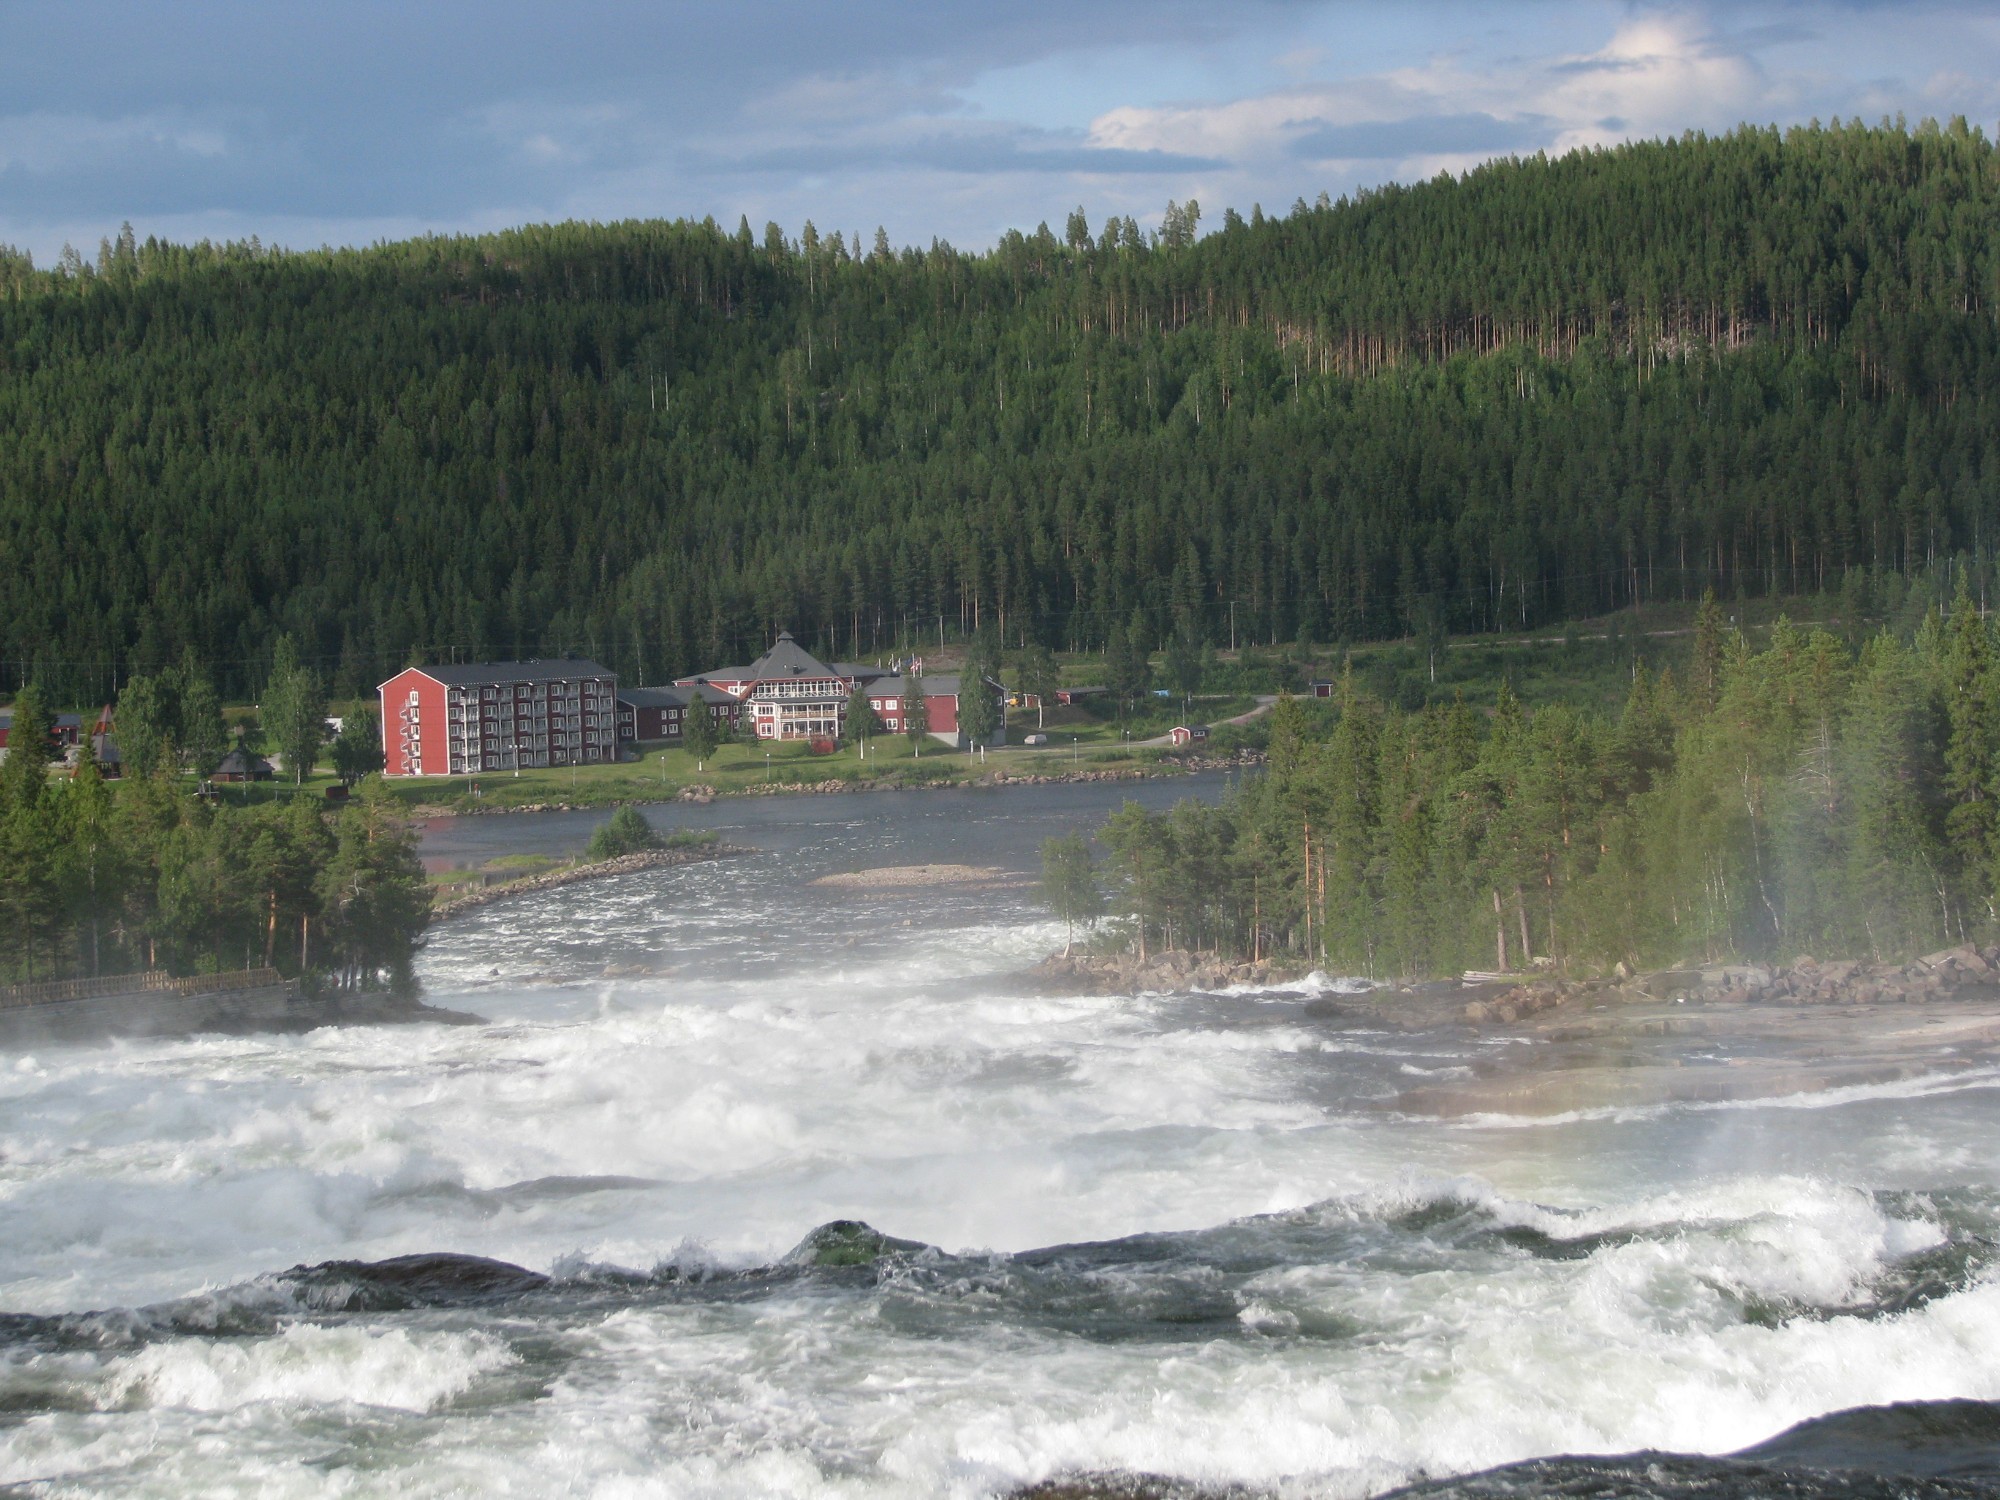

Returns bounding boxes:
[4,1,1998,261]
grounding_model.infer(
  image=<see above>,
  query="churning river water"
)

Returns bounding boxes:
[5,777,2000,1497]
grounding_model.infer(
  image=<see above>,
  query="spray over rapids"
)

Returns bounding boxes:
[4,782,2000,1497]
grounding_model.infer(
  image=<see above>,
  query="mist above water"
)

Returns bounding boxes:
[3,780,1999,1497]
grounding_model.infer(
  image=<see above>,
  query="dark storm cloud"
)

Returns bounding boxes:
[0,0,1278,240]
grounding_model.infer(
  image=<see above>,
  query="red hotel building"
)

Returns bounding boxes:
[378,659,619,776]
[662,630,998,747]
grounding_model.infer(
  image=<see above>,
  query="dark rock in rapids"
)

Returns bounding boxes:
[782,1220,931,1268]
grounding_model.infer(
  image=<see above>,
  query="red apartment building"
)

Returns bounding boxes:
[378,660,619,776]
[382,636,1002,773]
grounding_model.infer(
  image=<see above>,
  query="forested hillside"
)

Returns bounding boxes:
[2,118,1998,700]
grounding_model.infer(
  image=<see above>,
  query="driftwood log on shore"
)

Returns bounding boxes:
[430,843,753,921]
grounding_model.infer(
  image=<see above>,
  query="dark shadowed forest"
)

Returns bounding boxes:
[3,119,1999,701]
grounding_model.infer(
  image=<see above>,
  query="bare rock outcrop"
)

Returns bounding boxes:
[1031,949,1309,995]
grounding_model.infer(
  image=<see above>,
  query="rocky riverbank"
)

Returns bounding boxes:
[1453,942,2000,1024]
[430,843,754,921]
[1030,949,1313,994]
[1028,945,2000,1120]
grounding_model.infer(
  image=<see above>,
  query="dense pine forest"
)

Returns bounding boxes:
[1083,592,2000,977]
[0,687,427,989]
[3,118,1999,701]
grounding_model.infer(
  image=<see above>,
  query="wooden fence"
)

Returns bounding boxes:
[0,967,286,1011]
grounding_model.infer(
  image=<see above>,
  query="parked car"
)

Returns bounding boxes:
[1022,732,1050,746]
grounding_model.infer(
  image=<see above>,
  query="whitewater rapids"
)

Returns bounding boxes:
[3,780,1999,1497]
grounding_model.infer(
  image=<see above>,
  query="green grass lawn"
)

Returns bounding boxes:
[374,723,1199,814]
[378,735,992,813]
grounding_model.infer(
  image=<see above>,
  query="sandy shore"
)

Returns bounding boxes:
[811,863,1026,890]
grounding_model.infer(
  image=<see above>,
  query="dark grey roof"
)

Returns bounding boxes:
[0,711,85,730]
[402,659,615,688]
[618,686,688,710]
[875,673,971,696]
[684,682,743,705]
[834,662,894,685]
[743,630,838,681]
[216,748,274,774]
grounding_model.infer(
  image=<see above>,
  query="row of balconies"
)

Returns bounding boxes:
[446,710,604,728]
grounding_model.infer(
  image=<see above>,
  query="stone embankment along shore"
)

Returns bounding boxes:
[1470,943,2000,1023]
[420,751,1264,816]
[430,843,754,921]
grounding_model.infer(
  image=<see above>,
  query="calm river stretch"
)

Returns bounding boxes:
[3,778,1999,1497]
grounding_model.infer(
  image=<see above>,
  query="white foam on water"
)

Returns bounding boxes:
[6,791,2000,1494]
[108,1322,516,1413]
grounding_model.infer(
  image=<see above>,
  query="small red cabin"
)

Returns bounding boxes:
[1168,724,1210,747]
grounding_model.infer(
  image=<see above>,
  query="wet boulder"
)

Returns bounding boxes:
[784,1220,930,1267]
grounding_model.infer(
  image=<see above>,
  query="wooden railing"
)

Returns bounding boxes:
[0,967,286,1011]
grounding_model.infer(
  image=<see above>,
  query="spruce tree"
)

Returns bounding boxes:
[1689,590,1728,715]
[1842,633,1949,957]
[1163,623,1206,714]
[1938,588,1998,927]
[0,686,60,977]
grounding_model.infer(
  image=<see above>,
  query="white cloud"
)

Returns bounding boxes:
[1088,12,1769,171]
[0,111,231,174]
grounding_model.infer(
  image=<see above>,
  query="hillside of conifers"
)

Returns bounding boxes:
[1,117,1997,701]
